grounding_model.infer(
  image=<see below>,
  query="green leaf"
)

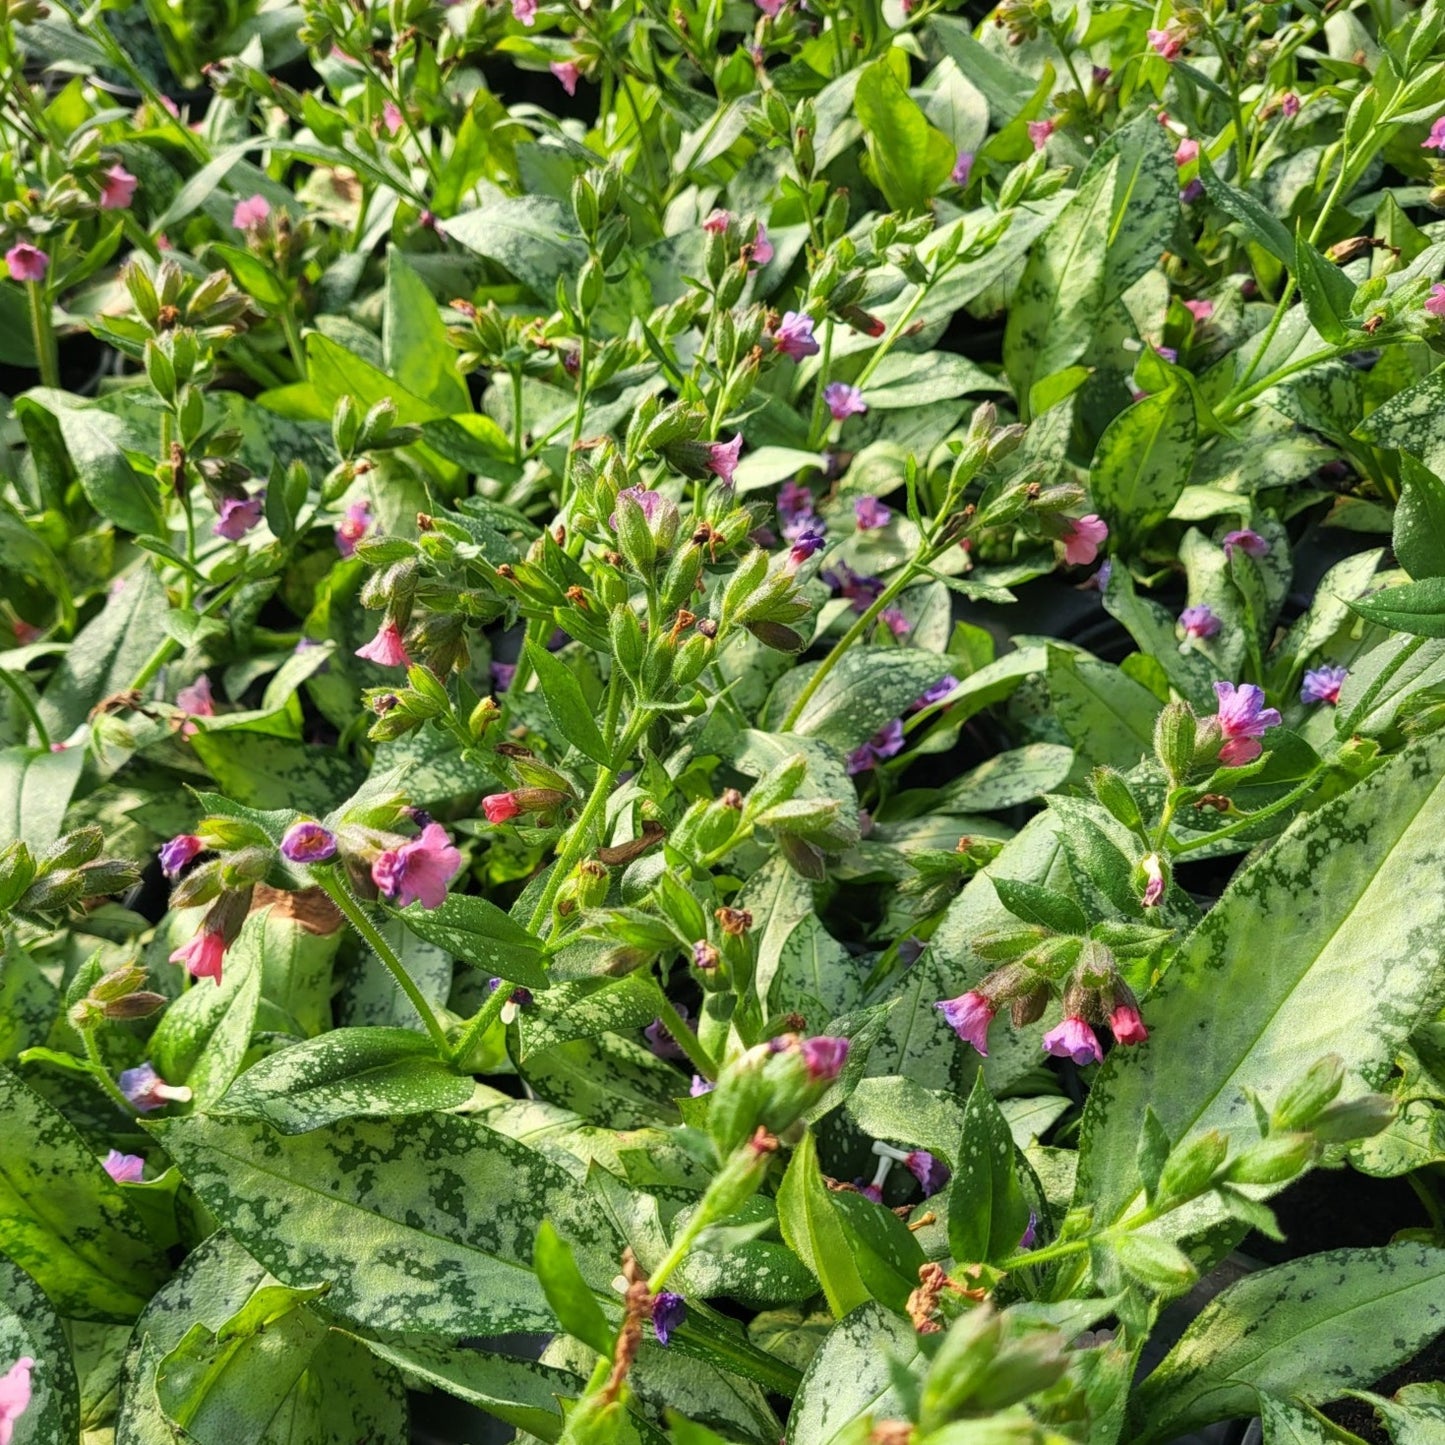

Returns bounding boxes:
[0,1256,80,1444]
[932,18,1036,121]
[151,1111,620,1335]
[190,731,366,813]
[1346,1382,1445,1445]
[440,196,588,301]
[1090,387,1197,549]
[216,1028,475,1133]
[210,241,291,310]
[948,1072,1032,1267]
[1129,1245,1445,1443]
[1077,732,1445,1251]
[1258,1395,1365,1444]
[534,1219,616,1355]
[775,1131,871,1319]
[1395,459,1445,581]
[1355,365,1445,479]
[148,948,261,1106]
[1293,234,1356,345]
[992,877,1087,935]
[516,975,659,1058]
[788,648,952,750]
[846,1077,965,1165]
[1047,648,1160,772]
[1346,577,1445,637]
[788,1304,923,1445]
[931,743,1075,815]
[767,912,860,1021]
[1197,150,1293,266]
[394,892,549,989]
[524,640,611,765]
[384,248,470,414]
[0,1067,169,1320]
[0,744,84,849]
[51,404,165,536]
[854,59,957,214]
[829,1191,926,1312]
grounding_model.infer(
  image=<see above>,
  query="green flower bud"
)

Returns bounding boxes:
[1270,1055,1345,1133]
[1154,701,1198,783]
[1226,1132,1316,1185]
[1158,1129,1228,1202]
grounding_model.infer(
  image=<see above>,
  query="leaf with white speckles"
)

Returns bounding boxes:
[948,1072,1032,1268]
[0,1256,79,1445]
[789,1304,923,1445]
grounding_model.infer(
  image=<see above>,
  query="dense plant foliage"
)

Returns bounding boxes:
[10,0,1445,1439]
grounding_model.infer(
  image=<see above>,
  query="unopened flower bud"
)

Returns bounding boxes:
[1158,1129,1228,1201]
[1154,701,1197,782]
[1226,1132,1316,1185]
[1270,1054,1345,1132]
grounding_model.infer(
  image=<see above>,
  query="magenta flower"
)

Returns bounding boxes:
[708,434,743,485]
[881,607,911,637]
[1108,1003,1149,1046]
[213,494,264,540]
[1156,345,1178,363]
[1043,1016,1103,1066]
[170,929,227,985]
[756,0,783,16]
[1183,298,1213,323]
[1222,528,1269,560]
[0,1356,34,1444]
[801,1035,850,1082]
[749,221,774,266]
[1423,115,1445,150]
[511,0,536,21]
[905,1150,950,1196]
[550,61,581,95]
[335,499,372,557]
[281,821,338,863]
[118,1062,192,1113]
[382,100,404,136]
[1426,285,1445,320]
[1062,513,1108,566]
[99,163,139,210]
[825,382,868,421]
[1174,137,1199,165]
[773,311,819,361]
[372,822,462,908]
[1179,604,1221,640]
[5,244,47,283]
[911,675,959,710]
[232,194,271,230]
[483,793,520,824]
[355,619,412,668]
[1147,26,1184,59]
[103,1149,145,1183]
[951,151,974,186]
[854,495,891,530]
[1301,664,1348,706]
[937,990,995,1056]
[1281,91,1300,118]
[1213,680,1281,767]
[176,674,216,718]
[159,833,203,878]
[702,208,731,234]
[777,480,817,530]
[1027,119,1054,150]
[652,1292,687,1345]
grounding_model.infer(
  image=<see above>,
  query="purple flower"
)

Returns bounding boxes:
[1179,604,1221,640]
[822,563,884,613]
[773,311,820,362]
[880,607,911,637]
[487,977,534,1008]
[371,822,462,909]
[1222,528,1269,560]
[788,524,828,569]
[1085,559,1113,593]
[652,1292,686,1345]
[1042,1016,1103,1066]
[951,151,974,186]
[690,1074,714,1096]
[692,940,720,970]
[854,495,891,531]
[176,674,215,719]
[708,435,743,485]
[905,1151,950,1196]
[611,486,662,531]
[280,821,338,864]
[937,991,994,1055]
[1301,664,1348,706]
[118,1062,192,1113]
[103,1149,145,1183]
[702,209,730,235]
[1213,680,1281,766]
[1019,1211,1038,1250]
[825,383,868,421]
[1155,345,1178,364]
[159,833,203,878]
[846,717,905,775]
[490,660,517,692]
[1180,179,1205,204]
[801,1035,850,1082]
[335,500,371,558]
[777,480,816,529]
[911,676,959,711]
[213,494,264,540]
[644,1009,690,1062]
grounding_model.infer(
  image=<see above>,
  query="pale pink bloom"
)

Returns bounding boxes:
[382,101,404,135]
[1027,119,1054,150]
[1281,92,1300,118]
[1174,137,1199,165]
[1426,284,1445,319]
[483,793,521,824]
[0,1356,34,1445]
[232,194,271,230]
[825,382,867,420]
[103,1149,145,1183]
[937,990,994,1055]
[1043,1016,1103,1066]
[1424,115,1445,150]
[708,435,743,484]
[750,221,774,266]
[213,494,263,540]
[371,821,462,908]
[756,0,784,16]
[5,244,47,283]
[1222,528,1268,560]
[99,164,139,210]
[176,674,215,718]
[512,0,537,21]
[1140,852,1166,907]
[550,61,581,95]
[1183,298,1213,322]
[702,209,731,234]
[355,619,412,667]
[170,930,226,985]
[1147,26,1184,59]
[1062,513,1108,566]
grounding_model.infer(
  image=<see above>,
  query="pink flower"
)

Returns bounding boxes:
[1109,1003,1149,1046]
[176,674,215,717]
[355,619,412,668]
[118,1062,191,1113]
[1183,298,1213,323]
[551,61,581,95]
[1042,1016,1103,1066]
[1147,26,1184,59]
[1179,604,1221,639]
[232,194,271,230]
[854,494,891,530]
[773,311,819,361]
[371,821,462,908]
[382,101,404,135]
[1281,91,1300,119]
[511,0,537,21]
[703,208,731,234]
[213,494,264,540]
[1140,852,1166,908]
[0,1356,34,1445]
[936,990,994,1055]
[1027,119,1055,150]
[159,833,204,878]
[1222,528,1268,560]
[951,151,974,186]
[881,607,910,637]
[800,1035,850,1081]
[1213,680,1281,767]
[1426,284,1445,319]
[170,929,227,985]
[749,221,774,266]
[11,619,40,644]
[1423,115,1445,150]
[483,792,521,823]
[825,382,868,420]
[1301,664,1348,705]
[103,1149,145,1183]
[5,244,48,283]
[280,821,338,863]
[1174,137,1199,165]
[756,0,784,15]
[1062,513,1108,566]
[335,500,372,557]
[99,163,139,210]
[708,434,743,485]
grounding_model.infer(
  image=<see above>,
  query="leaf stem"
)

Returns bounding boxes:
[81,1029,140,1117]
[1167,767,1326,857]
[26,282,58,389]
[652,985,718,1081]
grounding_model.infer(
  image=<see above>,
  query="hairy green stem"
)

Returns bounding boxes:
[0,669,50,750]
[26,283,58,389]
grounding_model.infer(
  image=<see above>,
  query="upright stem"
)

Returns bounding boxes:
[805,321,835,450]
[26,283,58,389]
[653,988,718,1081]
[317,874,452,1056]
[81,1029,140,1117]
[0,670,50,750]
